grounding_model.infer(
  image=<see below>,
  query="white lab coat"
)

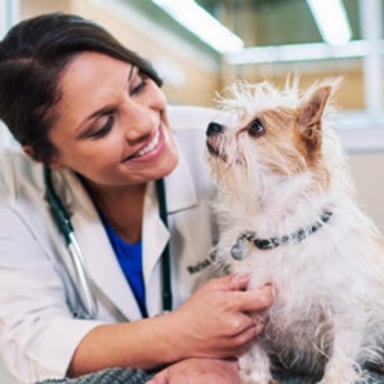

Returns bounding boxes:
[0,106,219,383]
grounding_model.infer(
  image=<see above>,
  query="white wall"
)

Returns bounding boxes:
[337,117,384,233]
[348,151,384,233]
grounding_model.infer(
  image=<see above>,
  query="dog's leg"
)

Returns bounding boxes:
[239,344,277,384]
[319,317,365,384]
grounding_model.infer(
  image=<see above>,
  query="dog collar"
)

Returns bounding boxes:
[230,209,333,260]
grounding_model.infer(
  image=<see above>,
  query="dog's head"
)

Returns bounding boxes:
[206,79,347,212]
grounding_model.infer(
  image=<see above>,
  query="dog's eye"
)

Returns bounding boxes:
[248,118,265,137]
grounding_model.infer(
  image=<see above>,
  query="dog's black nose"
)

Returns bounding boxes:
[206,122,223,137]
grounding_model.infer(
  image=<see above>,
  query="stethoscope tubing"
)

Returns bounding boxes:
[155,178,172,312]
[44,166,98,319]
[66,232,98,319]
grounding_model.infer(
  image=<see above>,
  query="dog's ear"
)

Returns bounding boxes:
[296,86,331,162]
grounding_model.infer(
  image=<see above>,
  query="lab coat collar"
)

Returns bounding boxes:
[164,144,198,214]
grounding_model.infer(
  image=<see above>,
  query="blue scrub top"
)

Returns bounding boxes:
[100,215,148,318]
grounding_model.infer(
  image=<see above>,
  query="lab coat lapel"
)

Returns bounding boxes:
[143,152,198,314]
[165,148,198,214]
[142,182,169,297]
[60,171,142,321]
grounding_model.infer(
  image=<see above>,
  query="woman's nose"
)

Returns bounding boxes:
[122,103,154,142]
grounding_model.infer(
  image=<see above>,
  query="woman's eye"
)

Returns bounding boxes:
[130,74,147,96]
[248,118,265,137]
[91,115,115,139]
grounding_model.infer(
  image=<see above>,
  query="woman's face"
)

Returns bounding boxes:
[48,52,179,189]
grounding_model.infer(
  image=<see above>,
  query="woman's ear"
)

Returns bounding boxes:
[22,145,65,169]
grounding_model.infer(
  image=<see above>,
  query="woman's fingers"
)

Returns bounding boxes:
[206,275,275,312]
[207,317,266,358]
[216,284,273,341]
[147,370,168,384]
[232,284,275,313]
[225,273,250,291]
[148,358,241,384]
[231,315,265,344]
[202,274,250,292]
[169,274,275,360]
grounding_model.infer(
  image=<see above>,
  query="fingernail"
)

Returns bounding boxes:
[262,285,274,297]
[259,286,275,305]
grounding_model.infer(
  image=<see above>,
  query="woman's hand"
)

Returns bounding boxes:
[67,274,273,376]
[166,274,274,360]
[147,358,240,384]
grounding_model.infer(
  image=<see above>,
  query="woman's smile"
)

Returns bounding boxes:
[124,125,164,163]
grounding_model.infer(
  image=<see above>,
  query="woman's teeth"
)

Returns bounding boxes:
[135,129,160,157]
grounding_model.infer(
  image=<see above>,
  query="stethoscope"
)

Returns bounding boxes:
[43,166,172,320]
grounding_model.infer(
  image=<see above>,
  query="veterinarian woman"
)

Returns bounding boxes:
[0,13,274,384]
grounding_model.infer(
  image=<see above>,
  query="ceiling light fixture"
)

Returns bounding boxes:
[226,40,369,65]
[150,0,244,54]
[306,0,352,46]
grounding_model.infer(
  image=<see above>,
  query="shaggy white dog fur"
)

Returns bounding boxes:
[206,79,384,384]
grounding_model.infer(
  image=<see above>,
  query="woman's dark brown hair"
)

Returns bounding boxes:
[0,13,162,164]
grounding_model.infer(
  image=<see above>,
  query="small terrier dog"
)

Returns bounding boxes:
[206,79,384,384]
